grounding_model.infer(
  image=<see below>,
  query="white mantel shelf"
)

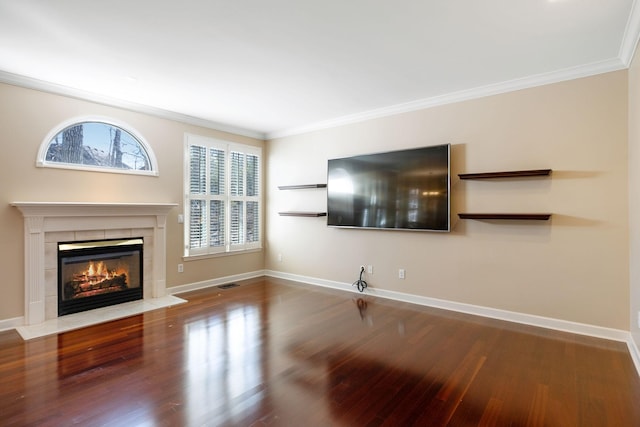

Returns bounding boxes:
[12,201,177,217]
[11,201,178,329]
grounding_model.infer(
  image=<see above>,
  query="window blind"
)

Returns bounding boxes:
[184,135,261,256]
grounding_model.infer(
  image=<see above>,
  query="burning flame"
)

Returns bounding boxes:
[75,261,128,288]
[63,257,134,301]
[85,261,117,281]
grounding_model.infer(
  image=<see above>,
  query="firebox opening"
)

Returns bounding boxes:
[58,238,144,316]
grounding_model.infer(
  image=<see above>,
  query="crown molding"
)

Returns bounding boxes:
[0,53,632,143]
[620,0,640,66]
[266,58,627,140]
[0,70,266,140]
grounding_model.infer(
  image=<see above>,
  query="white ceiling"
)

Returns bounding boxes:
[1,0,639,139]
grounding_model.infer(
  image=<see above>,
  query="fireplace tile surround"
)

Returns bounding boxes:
[11,202,185,339]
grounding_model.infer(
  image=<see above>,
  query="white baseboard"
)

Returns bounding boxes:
[0,316,25,333]
[168,270,266,295]
[629,337,640,377]
[3,270,638,377]
[265,270,639,375]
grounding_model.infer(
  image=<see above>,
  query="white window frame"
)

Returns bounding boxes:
[184,134,262,258]
[37,115,159,176]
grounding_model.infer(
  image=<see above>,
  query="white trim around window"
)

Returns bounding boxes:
[37,115,159,176]
[184,133,262,258]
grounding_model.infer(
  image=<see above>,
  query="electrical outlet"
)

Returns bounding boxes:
[360,265,365,273]
[367,265,373,274]
[637,311,640,329]
[178,263,184,273]
[277,253,282,262]
[398,269,405,279]
[177,214,184,224]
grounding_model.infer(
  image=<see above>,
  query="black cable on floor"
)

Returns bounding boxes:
[353,266,367,292]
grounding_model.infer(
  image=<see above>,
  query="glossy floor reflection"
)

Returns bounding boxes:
[1,276,639,426]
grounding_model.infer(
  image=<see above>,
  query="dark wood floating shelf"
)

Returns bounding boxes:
[458,169,552,180]
[458,213,552,220]
[278,184,327,190]
[278,212,327,217]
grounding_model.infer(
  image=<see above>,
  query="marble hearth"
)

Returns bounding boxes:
[11,202,185,339]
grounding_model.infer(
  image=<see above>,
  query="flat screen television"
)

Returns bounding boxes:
[327,143,450,232]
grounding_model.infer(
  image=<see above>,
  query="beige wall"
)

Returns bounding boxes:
[629,44,640,345]
[0,83,265,321]
[0,69,633,332]
[266,70,630,330]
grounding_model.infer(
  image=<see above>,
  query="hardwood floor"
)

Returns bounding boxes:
[1,276,639,426]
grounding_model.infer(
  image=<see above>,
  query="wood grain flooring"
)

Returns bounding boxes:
[1,276,639,426]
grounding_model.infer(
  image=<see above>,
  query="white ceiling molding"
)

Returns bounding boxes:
[266,58,627,140]
[620,0,640,66]
[1,1,636,141]
[0,71,266,141]
[0,54,630,143]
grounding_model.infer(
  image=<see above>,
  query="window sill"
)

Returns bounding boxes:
[37,161,159,176]
[183,247,263,261]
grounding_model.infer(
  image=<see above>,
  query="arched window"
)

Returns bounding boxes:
[37,117,158,176]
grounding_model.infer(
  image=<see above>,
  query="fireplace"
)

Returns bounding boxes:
[11,202,177,328]
[58,238,144,316]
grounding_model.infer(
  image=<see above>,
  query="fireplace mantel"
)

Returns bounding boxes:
[12,202,177,326]
[12,201,177,218]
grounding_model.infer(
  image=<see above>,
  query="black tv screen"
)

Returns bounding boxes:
[327,144,450,231]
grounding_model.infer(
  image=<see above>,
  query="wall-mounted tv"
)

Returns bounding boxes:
[327,143,450,232]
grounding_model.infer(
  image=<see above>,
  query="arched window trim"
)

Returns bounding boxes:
[37,116,159,176]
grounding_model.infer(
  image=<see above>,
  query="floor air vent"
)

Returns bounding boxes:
[217,283,239,289]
